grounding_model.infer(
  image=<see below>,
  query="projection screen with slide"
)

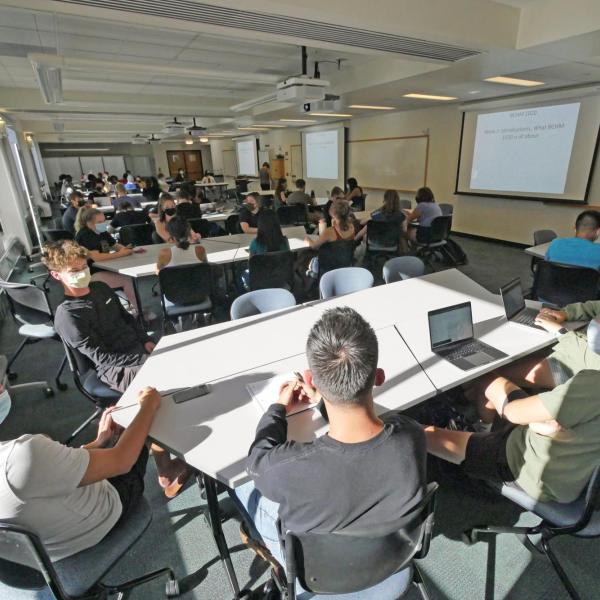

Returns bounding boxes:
[302,126,345,187]
[456,98,600,203]
[235,136,259,177]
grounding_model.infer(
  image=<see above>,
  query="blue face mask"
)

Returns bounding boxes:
[95,221,109,234]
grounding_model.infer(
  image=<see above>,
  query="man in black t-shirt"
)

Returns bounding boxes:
[238,192,262,234]
[231,308,427,593]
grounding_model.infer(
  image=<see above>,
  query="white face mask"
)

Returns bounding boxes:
[64,267,91,289]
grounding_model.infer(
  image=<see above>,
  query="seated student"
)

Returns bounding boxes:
[403,186,442,243]
[239,192,262,234]
[155,216,207,272]
[62,190,86,234]
[124,174,138,192]
[152,194,177,243]
[74,208,139,313]
[175,188,202,220]
[345,177,364,208]
[0,388,164,561]
[545,210,600,270]
[355,189,407,249]
[43,242,191,497]
[322,186,345,228]
[274,178,288,208]
[108,201,150,232]
[201,171,216,184]
[286,178,319,224]
[305,200,355,250]
[142,177,161,202]
[157,171,170,192]
[113,183,142,210]
[232,308,426,595]
[425,318,600,504]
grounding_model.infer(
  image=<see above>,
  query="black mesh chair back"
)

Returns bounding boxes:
[533,229,557,246]
[424,215,452,245]
[0,280,53,325]
[317,240,355,279]
[224,189,240,203]
[439,203,454,216]
[277,205,305,226]
[226,214,242,234]
[159,263,212,307]
[366,220,401,253]
[188,218,213,238]
[42,229,74,242]
[62,337,94,382]
[532,261,600,306]
[282,483,437,597]
[350,195,366,211]
[249,250,295,291]
[119,224,154,246]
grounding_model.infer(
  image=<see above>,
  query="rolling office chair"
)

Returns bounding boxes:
[383,256,426,283]
[350,194,366,212]
[365,220,403,271]
[248,251,295,291]
[0,498,179,599]
[319,267,374,299]
[230,288,296,320]
[158,263,213,330]
[277,205,306,226]
[531,261,600,307]
[316,240,355,280]
[266,483,438,600]
[187,218,213,238]
[530,229,557,273]
[226,214,243,234]
[60,340,121,444]
[414,215,453,268]
[119,224,154,246]
[463,466,600,600]
[438,203,454,216]
[0,280,67,398]
[42,229,74,242]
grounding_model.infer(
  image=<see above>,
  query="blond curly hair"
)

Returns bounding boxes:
[42,240,88,271]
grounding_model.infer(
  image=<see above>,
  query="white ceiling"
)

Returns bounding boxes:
[0,0,599,143]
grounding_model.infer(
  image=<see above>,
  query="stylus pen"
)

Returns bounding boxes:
[110,388,186,412]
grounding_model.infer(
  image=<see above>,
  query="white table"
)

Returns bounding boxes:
[524,242,550,259]
[242,189,276,196]
[195,181,229,188]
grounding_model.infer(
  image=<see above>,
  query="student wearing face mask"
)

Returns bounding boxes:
[153,195,178,243]
[62,191,86,234]
[74,208,139,314]
[239,192,262,234]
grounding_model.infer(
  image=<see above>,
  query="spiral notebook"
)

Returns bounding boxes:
[246,373,318,417]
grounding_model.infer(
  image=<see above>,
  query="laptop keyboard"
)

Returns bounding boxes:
[514,312,537,326]
[444,342,484,360]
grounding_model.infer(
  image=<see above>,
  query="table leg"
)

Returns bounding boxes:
[132,277,146,329]
[199,472,240,595]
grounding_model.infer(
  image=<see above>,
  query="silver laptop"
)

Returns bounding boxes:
[500,278,542,330]
[428,301,507,370]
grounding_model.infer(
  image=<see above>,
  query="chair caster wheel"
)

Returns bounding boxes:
[44,387,54,398]
[7,372,17,381]
[462,530,477,545]
[166,579,180,597]
[57,382,68,391]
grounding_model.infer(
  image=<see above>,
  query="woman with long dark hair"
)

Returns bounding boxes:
[250,210,290,255]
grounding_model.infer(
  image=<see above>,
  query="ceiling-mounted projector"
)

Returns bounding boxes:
[302,95,341,113]
[187,117,206,137]
[148,134,161,144]
[162,117,186,134]
[276,76,330,103]
[131,134,149,145]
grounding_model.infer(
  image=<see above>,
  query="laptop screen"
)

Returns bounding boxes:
[428,302,474,350]
[500,279,526,320]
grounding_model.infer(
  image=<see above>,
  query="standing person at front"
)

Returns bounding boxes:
[232,307,426,598]
[259,162,271,191]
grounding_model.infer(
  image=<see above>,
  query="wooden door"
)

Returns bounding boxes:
[166,150,203,180]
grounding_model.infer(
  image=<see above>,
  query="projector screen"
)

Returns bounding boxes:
[456,98,600,203]
[302,126,345,186]
[235,136,258,177]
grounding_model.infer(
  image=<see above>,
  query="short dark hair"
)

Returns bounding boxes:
[575,210,600,233]
[119,201,132,211]
[166,216,191,250]
[296,178,306,189]
[306,307,378,405]
[415,186,434,203]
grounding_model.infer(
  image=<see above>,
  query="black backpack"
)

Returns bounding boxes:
[443,237,468,266]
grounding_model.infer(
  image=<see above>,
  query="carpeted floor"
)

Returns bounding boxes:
[1,234,596,600]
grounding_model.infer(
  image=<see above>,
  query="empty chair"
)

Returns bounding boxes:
[317,240,355,279]
[383,256,426,283]
[277,205,306,226]
[366,220,402,256]
[187,217,212,238]
[438,203,454,216]
[0,280,67,398]
[534,229,558,246]
[414,215,453,266]
[463,467,600,600]
[319,267,374,299]
[273,483,438,600]
[42,229,74,243]
[119,223,154,246]
[158,263,213,327]
[231,288,296,320]
[226,214,242,234]
[399,199,412,210]
[249,250,295,291]
[0,498,179,599]
[532,261,600,307]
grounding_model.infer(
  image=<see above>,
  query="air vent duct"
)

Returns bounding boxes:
[56,0,480,62]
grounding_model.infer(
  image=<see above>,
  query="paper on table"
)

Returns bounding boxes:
[246,372,317,417]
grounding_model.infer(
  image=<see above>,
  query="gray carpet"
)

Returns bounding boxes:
[0,235,595,600]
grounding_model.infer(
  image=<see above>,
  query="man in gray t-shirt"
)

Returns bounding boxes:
[287,178,320,223]
[0,387,161,561]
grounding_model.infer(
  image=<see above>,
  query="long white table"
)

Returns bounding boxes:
[525,237,600,259]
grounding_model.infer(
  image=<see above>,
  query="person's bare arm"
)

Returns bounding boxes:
[240,222,257,234]
[79,387,160,486]
[155,248,171,273]
[305,229,333,250]
[195,246,207,262]
[87,247,133,262]
[355,224,368,241]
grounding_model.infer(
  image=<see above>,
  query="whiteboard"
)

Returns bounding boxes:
[347,136,428,191]
[102,156,126,176]
[222,150,237,177]
[80,156,104,174]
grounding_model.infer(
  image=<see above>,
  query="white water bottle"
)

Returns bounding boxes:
[0,385,11,425]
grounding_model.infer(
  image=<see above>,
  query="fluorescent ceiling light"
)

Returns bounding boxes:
[252,124,285,128]
[185,137,194,145]
[46,147,111,152]
[199,137,209,143]
[349,104,394,110]
[311,113,352,118]
[280,119,317,123]
[484,76,544,87]
[238,127,269,131]
[403,93,457,101]
[32,62,63,104]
